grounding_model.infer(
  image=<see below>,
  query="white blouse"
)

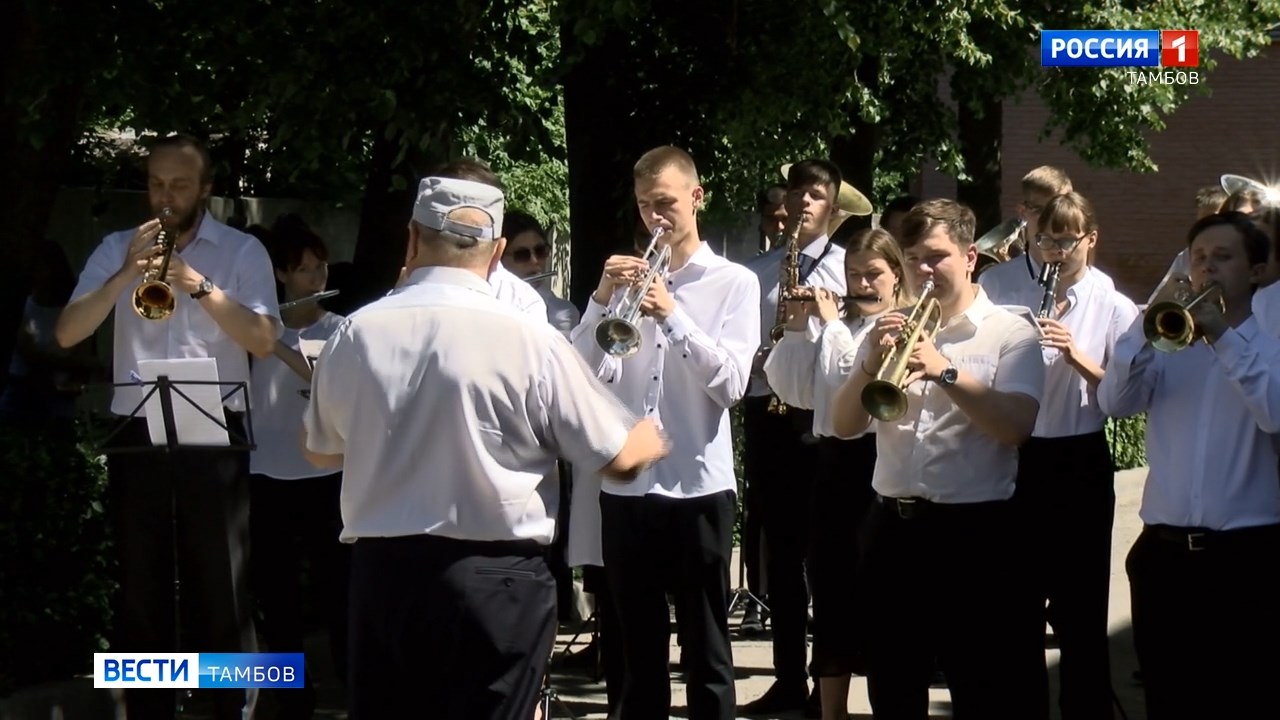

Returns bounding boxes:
[763,310,885,439]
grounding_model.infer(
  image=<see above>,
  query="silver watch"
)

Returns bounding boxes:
[191,277,214,299]
[938,365,959,386]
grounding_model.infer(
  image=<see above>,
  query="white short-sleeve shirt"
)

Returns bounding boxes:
[863,287,1046,503]
[249,312,346,479]
[68,212,282,415]
[303,266,635,544]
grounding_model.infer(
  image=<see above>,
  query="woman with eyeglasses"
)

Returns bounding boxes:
[986,191,1140,720]
[500,210,581,336]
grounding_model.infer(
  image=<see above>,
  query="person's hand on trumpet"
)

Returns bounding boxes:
[592,255,650,305]
[639,279,676,321]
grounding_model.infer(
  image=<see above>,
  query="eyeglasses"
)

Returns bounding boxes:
[1021,201,1045,215]
[1034,232,1089,251]
[510,244,550,263]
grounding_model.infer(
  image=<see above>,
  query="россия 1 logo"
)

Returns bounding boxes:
[1040,29,1201,85]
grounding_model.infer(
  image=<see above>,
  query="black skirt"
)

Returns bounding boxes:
[807,433,877,677]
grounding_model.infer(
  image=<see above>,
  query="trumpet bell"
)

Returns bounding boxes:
[595,318,642,358]
[132,279,176,320]
[1143,302,1195,352]
[861,379,909,422]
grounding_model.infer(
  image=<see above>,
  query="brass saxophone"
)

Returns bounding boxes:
[764,213,817,415]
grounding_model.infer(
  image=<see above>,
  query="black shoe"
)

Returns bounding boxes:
[803,683,823,718]
[741,603,764,634]
[741,679,809,715]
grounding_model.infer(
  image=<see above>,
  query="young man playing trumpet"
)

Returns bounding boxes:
[740,159,850,715]
[1098,211,1280,719]
[568,145,760,720]
[831,199,1047,719]
[983,192,1139,719]
[764,227,914,720]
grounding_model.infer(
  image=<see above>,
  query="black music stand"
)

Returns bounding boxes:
[727,481,769,627]
[91,374,255,714]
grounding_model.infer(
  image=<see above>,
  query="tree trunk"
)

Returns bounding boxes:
[561,26,645,310]
[348,125,420,311]
[828,56,882,236]
[955,96,1004,236]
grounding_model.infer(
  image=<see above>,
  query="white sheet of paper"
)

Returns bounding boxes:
[136,358,230,447]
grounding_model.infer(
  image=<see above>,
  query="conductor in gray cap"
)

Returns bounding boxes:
[302,175,668,720]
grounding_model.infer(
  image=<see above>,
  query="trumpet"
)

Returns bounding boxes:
[1037,262,1062,319]
[594,226,671,358]
[132,207,179,320]
[860,279,943,422]
[1143,273,1223,352]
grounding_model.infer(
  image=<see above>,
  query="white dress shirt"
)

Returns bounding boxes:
[68,212,282,415]
[982,267,1139,437]
[249,312,346,479]
[303,266,635,545]
[742,236,847,397]
[569,241,761,499]
[490,262,549,321]
[763,311,884,439]
[1097,315,1280,531]
[1253,281,1280,336]
[857,287,1046,503]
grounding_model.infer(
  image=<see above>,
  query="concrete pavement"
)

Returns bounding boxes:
[545,467,1152,719]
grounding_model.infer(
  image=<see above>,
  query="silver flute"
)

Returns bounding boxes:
[279,289,340,310]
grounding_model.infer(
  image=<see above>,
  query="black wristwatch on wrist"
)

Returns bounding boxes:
[938,365,959,386]
[191,277,214,300]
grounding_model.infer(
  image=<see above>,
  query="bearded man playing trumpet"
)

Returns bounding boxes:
[568,145,760,720]
[1098,211,1280,720]
[831,198,1046,720]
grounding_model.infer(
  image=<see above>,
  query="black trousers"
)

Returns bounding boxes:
[742,395,819,683]
[1014,431,1115,719]
[807,434,876,678]
[582,564,625,716]
[1126,523,1280,719]
[548,460,576,621]
[105,415,257,720]
[347,534,557,720]
[249,472,350,718]
[600,490,737,720]
[858,496,1044,720]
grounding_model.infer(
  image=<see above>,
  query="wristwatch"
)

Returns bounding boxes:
[938,365,959,386]
[191,277,214,300]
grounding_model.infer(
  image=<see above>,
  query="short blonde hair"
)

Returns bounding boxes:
[1021,166,1072,197]
[633,145,699,184]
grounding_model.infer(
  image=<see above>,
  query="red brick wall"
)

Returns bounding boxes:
[1000,43,1280,302]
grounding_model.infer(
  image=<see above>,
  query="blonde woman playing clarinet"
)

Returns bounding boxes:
[763,227,914,720]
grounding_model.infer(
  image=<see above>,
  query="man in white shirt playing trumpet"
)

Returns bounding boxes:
[1098,211,1280,719]
[569,145,760,720]
[831,198,1046,719]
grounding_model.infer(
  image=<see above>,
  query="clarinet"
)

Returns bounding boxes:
[1037,261,1063,318]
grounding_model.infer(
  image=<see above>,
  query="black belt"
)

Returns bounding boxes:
[1147,523,1280,552]
[876,494,1006,520]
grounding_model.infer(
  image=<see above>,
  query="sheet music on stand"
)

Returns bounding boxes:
[135,358,231,447]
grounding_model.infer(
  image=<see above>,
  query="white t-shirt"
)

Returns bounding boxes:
[250,312,346,479]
